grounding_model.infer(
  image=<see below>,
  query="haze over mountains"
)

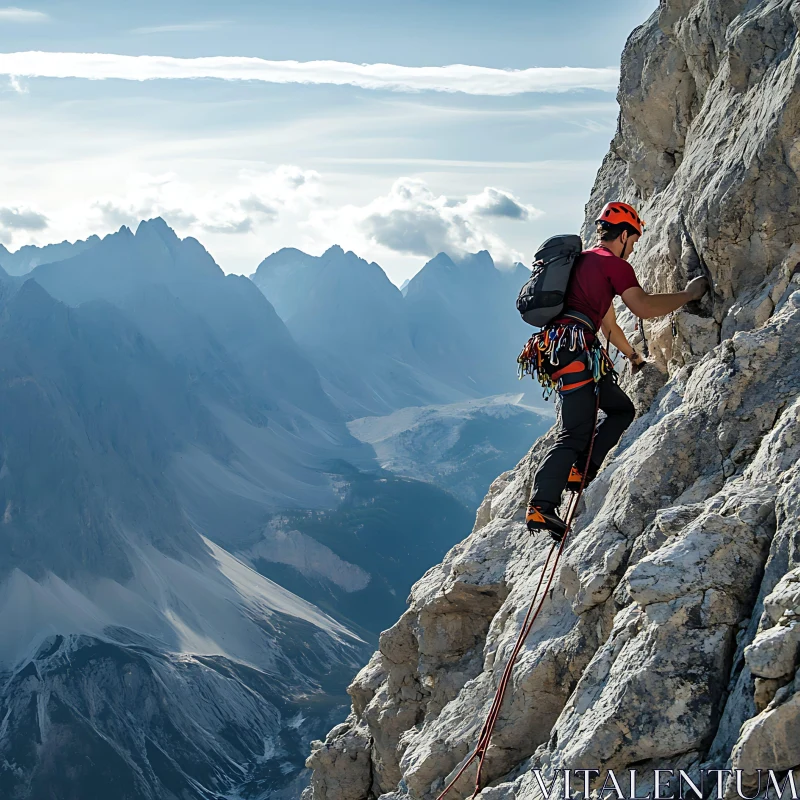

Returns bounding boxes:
[28,219,374,516]
[0,262,370,799]
[252,245,531,417]
[0,219,547,798]
[0,235,101,276]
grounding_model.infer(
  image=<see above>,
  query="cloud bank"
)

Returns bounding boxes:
[0,51,619,95]
[0,7,48,22]
[92,165,319,237]
[131,21,230,35]
[315,179,541,267]
[0,207,48,231]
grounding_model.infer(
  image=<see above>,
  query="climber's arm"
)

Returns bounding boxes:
[621,277,709,320]
[601,305,636,358]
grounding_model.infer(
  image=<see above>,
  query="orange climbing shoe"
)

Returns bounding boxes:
[526,505,569,543]
[566,462,598,493]
[566,466,584,492]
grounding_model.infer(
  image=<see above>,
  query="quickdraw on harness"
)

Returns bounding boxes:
[517,321,615,400]
[435,393,601,800]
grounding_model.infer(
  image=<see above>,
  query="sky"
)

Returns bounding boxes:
[0,0,657,285]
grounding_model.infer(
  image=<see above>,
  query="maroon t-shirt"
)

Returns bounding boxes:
[562,246,641,331]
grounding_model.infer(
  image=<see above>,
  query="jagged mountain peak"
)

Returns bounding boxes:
[455,249,494,269]
[404,250,511,299]
[258,245,313,264]
[317,244,382,273]
[9,272,55,310]
[426,251,457,269]
[134,215,175,238]
[28,218,224,306]
[0,233,103,276]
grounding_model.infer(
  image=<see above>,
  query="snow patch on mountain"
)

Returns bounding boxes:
[348,394,552,506]
[350,394,550,443]
[0,535,362,670]
[242,521,371,593]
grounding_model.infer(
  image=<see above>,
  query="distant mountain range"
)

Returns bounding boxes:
[7,231,534,420]
[252,245,531,418]
[0,235,101,276]
[403,250,531,405]
[0,221,543,798]
[28,220,375,517]
[0,263,370,799]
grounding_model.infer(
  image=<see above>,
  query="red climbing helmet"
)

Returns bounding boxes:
[595,201,645,236]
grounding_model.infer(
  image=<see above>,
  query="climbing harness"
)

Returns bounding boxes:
[517,321,615,400]
[435,392,601,800]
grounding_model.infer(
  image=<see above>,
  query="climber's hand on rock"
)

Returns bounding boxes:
[684,276,709,302]
[627,351,646,373]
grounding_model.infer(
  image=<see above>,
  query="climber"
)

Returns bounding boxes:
[525,201,710,541]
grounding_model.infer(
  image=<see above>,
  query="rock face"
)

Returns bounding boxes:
[305,2,800,798]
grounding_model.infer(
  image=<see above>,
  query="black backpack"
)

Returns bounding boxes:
[516,235,583,327]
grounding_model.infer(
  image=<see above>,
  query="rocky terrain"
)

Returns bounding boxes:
[305,2,800,798]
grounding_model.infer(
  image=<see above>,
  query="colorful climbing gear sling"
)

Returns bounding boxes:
[517,312,615,399]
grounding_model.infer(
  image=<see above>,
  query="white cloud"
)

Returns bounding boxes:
[0,51,619,96]
[7,75,27,93]
[90,165,319,237]
[202,217,253,234]
[0,7,48,22]
[93,199,197,231]
[131,20,230,34]
[466,187,534,219]
[312,178,541,267]
[0,206,48,231]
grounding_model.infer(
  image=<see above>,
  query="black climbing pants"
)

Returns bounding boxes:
[530,356,635,510]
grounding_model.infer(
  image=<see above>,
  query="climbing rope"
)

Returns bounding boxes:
[636,317,649,357]
[435,391,602,800]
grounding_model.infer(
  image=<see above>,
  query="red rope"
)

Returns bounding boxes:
[435,390,601,800]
